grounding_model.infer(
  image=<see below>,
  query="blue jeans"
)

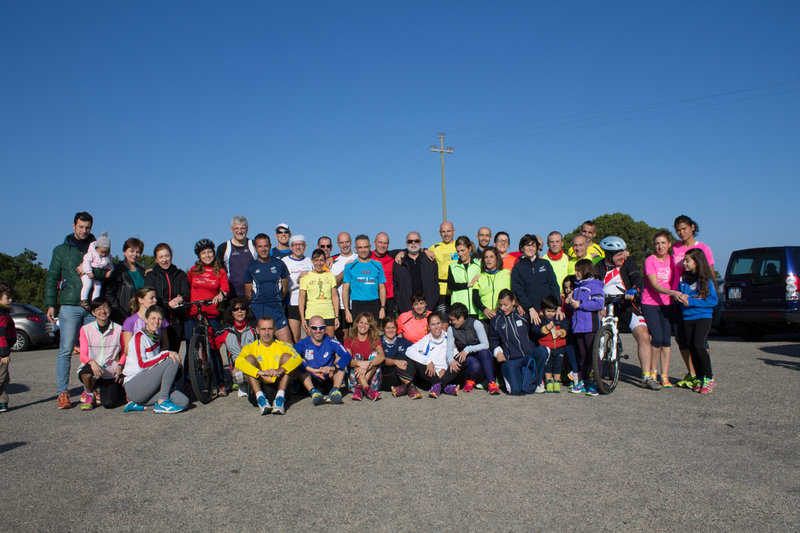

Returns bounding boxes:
[57,305,95,393]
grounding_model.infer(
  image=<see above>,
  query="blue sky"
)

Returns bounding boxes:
[2,1,798,273]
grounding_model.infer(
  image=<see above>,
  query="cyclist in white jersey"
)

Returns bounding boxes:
[595,237,661,391]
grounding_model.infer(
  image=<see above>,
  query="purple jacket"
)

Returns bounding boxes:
[570,278,604,333]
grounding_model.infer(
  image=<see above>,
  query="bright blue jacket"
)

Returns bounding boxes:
[678,278,718,320]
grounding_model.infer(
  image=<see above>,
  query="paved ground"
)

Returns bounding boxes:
[1,332,799,532]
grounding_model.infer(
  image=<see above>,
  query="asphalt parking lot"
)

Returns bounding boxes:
[2,332,799,532]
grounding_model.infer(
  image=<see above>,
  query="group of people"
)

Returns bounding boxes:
[5,211,718,416]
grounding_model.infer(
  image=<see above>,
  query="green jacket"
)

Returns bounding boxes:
[45,234,100,309]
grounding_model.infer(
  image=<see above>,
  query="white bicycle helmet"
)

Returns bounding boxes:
[599,236,626,252]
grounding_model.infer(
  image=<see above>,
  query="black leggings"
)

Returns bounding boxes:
[407,359,462,389]
[683,318,713,380]
[78,364,125,409]
[574,331,596,383]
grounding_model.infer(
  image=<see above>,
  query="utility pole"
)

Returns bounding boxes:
[431,132,454,222]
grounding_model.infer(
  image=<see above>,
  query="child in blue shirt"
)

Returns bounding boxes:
[676,249,718,394]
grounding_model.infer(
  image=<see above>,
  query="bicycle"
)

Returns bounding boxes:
[178,299,216,404]
[591,295,630,394]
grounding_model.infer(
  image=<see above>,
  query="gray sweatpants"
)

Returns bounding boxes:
[124,358,189,408]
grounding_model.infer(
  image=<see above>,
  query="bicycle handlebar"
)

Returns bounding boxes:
[175,299,216,309]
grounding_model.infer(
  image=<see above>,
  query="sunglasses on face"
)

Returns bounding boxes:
[309,325,325,331]
[277,230,290,234]
[319,244,332,248]
[232,306,247,311]
[407,239,421,244]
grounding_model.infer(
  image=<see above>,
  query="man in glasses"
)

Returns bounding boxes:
[216,215,257,298]
[317,236,334,261]
[271,223,292,259]
[244,233,293,343]
[394,232,439,314]
[294,315,351,405]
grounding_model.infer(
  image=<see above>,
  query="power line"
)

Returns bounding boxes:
[447,78,800,135]
[451,87,800,148]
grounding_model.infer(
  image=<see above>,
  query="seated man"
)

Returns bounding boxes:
[235,316,303,415]
[294,315,351,406]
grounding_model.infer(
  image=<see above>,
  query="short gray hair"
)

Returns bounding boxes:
[231,216,248,228]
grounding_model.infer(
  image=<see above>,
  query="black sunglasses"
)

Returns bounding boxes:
[232,306,247,311]
[407,239,421,244]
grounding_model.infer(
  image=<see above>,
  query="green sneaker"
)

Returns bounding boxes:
[676,373,695,388]
[552,380,561,393]
[545,380,554,393]
[692,379,703,392]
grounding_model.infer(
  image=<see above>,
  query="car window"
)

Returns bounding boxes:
[728,250,783,285]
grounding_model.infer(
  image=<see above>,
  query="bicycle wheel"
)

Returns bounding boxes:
[591,324,620,394]
[187,333,215,404]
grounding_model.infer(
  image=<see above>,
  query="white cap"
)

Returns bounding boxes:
[289,235,305,245]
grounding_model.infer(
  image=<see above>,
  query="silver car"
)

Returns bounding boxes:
[10,303,55,352]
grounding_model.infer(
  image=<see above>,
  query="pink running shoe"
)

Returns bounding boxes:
[351,385,363,401]
[391,385,407,397]
[463,380,475,392]
[365,387,381,402]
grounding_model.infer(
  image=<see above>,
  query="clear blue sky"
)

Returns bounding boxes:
[2,1,798,273]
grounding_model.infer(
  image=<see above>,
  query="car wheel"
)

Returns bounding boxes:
[735,323,765,342]
[12,331,31,352]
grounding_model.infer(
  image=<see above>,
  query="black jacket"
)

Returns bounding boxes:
[510,256,560,313]
[594,257,644,311]
[145,264,191,327]
[105,262,146,324]
[393,252,440,313]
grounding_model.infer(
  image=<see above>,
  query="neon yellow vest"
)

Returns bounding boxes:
[474,269,512,320]
[449,260,482,315]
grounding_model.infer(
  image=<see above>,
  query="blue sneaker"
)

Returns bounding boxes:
[585,384,599,397]
[310,388,324,406]
[272,396,286,415]
[153,398,183,414]
[257,394,271,415]
[569,381,585,394]
[327,387,343,404]
[124,401,145,412]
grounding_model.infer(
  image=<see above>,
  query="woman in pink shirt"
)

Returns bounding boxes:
[671,215,715,389]
[641,230,680,387]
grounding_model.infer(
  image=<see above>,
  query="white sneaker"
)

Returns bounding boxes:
[535,382,546,394]
[568,371,578,385]
[237,389,248,398]
[256,395,271,415]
